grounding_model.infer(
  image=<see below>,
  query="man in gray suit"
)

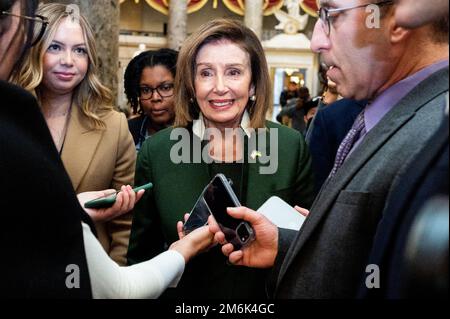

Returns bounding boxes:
[210,0,449,298]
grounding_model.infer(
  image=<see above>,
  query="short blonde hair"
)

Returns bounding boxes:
[174,19,271,129]
[11,3,112,129]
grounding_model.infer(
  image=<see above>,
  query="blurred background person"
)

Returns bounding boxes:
[276,86,319,135]
[303,103,318,133]
[279,80,300,107]
[12,3,136,266]
[304,77,340,143]
[124,49,177,151]
[306,98,365,194]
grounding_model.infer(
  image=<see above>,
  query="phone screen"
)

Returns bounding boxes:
[203,175,254,246]
[183,197,210,234]
[203,176,240,229]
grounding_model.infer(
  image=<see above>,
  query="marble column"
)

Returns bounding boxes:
[168,0,187,51]
[244,0,264,39]
[44,0,120,106]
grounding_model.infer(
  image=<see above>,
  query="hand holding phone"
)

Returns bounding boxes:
[84,182,153,209]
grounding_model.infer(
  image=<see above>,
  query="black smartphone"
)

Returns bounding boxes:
[83,182,153,209]
[183,196,211,235]
[203,174,255,249]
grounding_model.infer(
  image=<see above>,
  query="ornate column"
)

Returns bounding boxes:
[244,0,264,39]
[46,0,120,106]
[168,0,188,50]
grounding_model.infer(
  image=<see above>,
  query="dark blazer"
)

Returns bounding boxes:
[0,81,93,298]
[359,114,449,299]
[307,99,365,194]
[128,121,314,298]
[128,114,147,148]
[273,67,449,298]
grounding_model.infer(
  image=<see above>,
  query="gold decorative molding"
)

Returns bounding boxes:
[119,0,319,17]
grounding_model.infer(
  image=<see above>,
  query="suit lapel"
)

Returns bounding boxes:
[276,67,449,291]
[61,105,103,192]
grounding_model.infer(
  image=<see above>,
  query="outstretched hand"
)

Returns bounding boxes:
[208,206,278,268]
[170,221,216,263]
[78,185,145,222]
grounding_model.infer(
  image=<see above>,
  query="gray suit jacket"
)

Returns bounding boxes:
[273,67,449,298]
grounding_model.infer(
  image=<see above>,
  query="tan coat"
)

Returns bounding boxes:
[61,105,136,266]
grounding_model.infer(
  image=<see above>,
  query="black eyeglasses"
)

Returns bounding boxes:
[0,11,48,46]
[317,1,393,35]
[139,83,174,100]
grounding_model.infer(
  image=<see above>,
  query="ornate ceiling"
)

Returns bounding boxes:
[119,0,319,17]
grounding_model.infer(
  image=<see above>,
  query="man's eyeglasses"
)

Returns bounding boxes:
[0,11,48,46]
[140,83,174,100]
[317,1,393,35]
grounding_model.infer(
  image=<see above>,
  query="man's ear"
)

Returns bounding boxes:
[388,16,411,44]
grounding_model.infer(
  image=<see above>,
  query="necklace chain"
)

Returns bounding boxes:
[47,104,72,154]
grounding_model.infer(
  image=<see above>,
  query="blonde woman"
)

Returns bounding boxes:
[12,3,136,266]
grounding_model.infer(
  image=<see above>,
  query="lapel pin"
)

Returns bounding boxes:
[250,150,262,160]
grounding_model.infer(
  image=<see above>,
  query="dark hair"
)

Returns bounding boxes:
[124,48,178,114]
[1,0,39,47]
[299,86,310,96]
[2,0,39,78]
[430,16,449,44]
[0,0,14,11]
[24,0,39,49]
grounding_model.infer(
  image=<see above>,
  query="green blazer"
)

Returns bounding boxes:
[127,121,314,298]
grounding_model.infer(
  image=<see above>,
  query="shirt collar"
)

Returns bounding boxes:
[192,111,253,139]
[365,59,449,132]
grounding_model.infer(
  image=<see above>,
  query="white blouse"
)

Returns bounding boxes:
[82,222,185,299]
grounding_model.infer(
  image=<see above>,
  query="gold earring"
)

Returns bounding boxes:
[250,95,256,102]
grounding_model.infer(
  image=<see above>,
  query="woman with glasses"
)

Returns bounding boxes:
[11,3,136,266]
[124,49,178,151]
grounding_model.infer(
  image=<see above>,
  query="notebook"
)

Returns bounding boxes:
[257,196,306,231]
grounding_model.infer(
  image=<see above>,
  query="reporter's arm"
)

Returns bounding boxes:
[82,222,185,299]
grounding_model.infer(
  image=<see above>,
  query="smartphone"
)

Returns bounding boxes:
[182,175,235,235]
[183,196,211,235]
[203,174,255,249]
[83,182,153,209]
